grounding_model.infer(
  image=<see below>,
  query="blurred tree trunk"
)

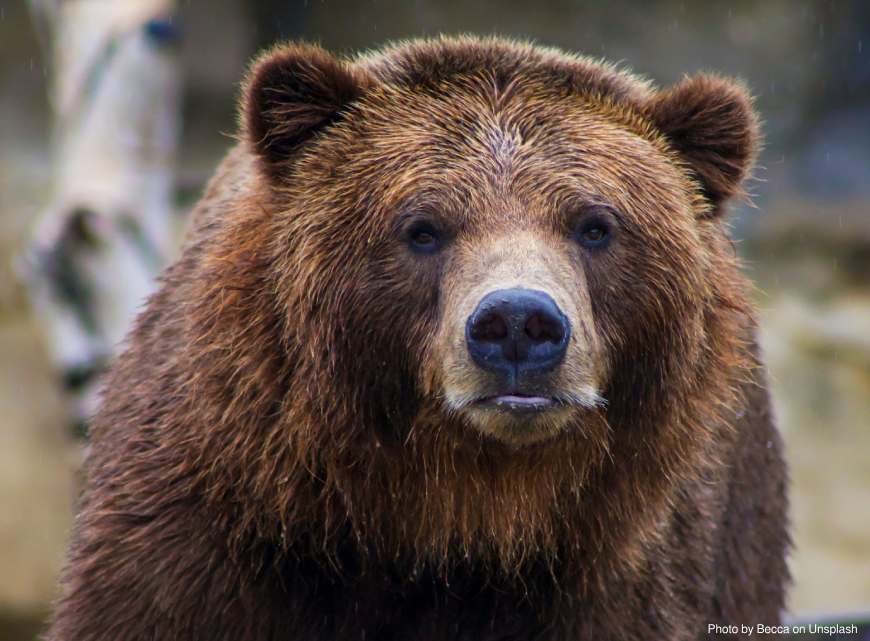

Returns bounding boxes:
[23,0,181,429]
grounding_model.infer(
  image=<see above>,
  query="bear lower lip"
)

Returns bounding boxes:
[478,394,557,413]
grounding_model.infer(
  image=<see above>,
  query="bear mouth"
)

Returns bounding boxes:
[474,393,559,414]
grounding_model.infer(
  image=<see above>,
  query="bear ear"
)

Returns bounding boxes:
[647,74,760,218]
[243,43,372,176]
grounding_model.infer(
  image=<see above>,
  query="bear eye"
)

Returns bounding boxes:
[574,207,616,250]
[407,222,442,254]
[579,223,608,245]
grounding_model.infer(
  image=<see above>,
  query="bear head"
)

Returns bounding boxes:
[195,36,758,571]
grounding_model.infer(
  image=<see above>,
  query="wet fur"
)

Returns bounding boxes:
[48,36,788,641]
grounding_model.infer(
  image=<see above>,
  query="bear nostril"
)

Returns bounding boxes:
[525,311,564,343]
[469,311,509,342]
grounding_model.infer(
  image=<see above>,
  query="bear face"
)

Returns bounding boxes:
[271,83,708,448]
[188,37,760,569]
[244,39,754,449]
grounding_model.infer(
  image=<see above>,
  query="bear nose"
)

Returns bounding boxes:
[466,288,570,378]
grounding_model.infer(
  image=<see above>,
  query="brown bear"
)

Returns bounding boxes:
[47,36,789,641]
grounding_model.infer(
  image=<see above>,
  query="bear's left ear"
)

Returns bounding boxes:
[646,74,760,218]
[243,43,374,177]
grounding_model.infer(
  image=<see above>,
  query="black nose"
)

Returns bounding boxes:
[466,288,570,378]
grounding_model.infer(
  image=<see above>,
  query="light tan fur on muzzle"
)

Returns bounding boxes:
[428,231,606,444]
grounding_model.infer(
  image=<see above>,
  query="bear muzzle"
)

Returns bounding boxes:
[465,288,571,414]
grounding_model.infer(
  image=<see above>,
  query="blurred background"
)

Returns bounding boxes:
[1,1,868,638]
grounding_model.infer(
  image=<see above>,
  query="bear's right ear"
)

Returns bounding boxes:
[646,74,760,218]
[243,43,372,176]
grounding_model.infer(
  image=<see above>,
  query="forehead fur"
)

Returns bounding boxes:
[356,35,654,109]
[288,37,689,214]
[351,36,674,149]
[288,75,695,242]
[247,35,756,218]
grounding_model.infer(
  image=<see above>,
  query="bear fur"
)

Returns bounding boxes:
[47,36,789,641]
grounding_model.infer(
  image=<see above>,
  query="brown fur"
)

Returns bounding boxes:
[48,36,789,641]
